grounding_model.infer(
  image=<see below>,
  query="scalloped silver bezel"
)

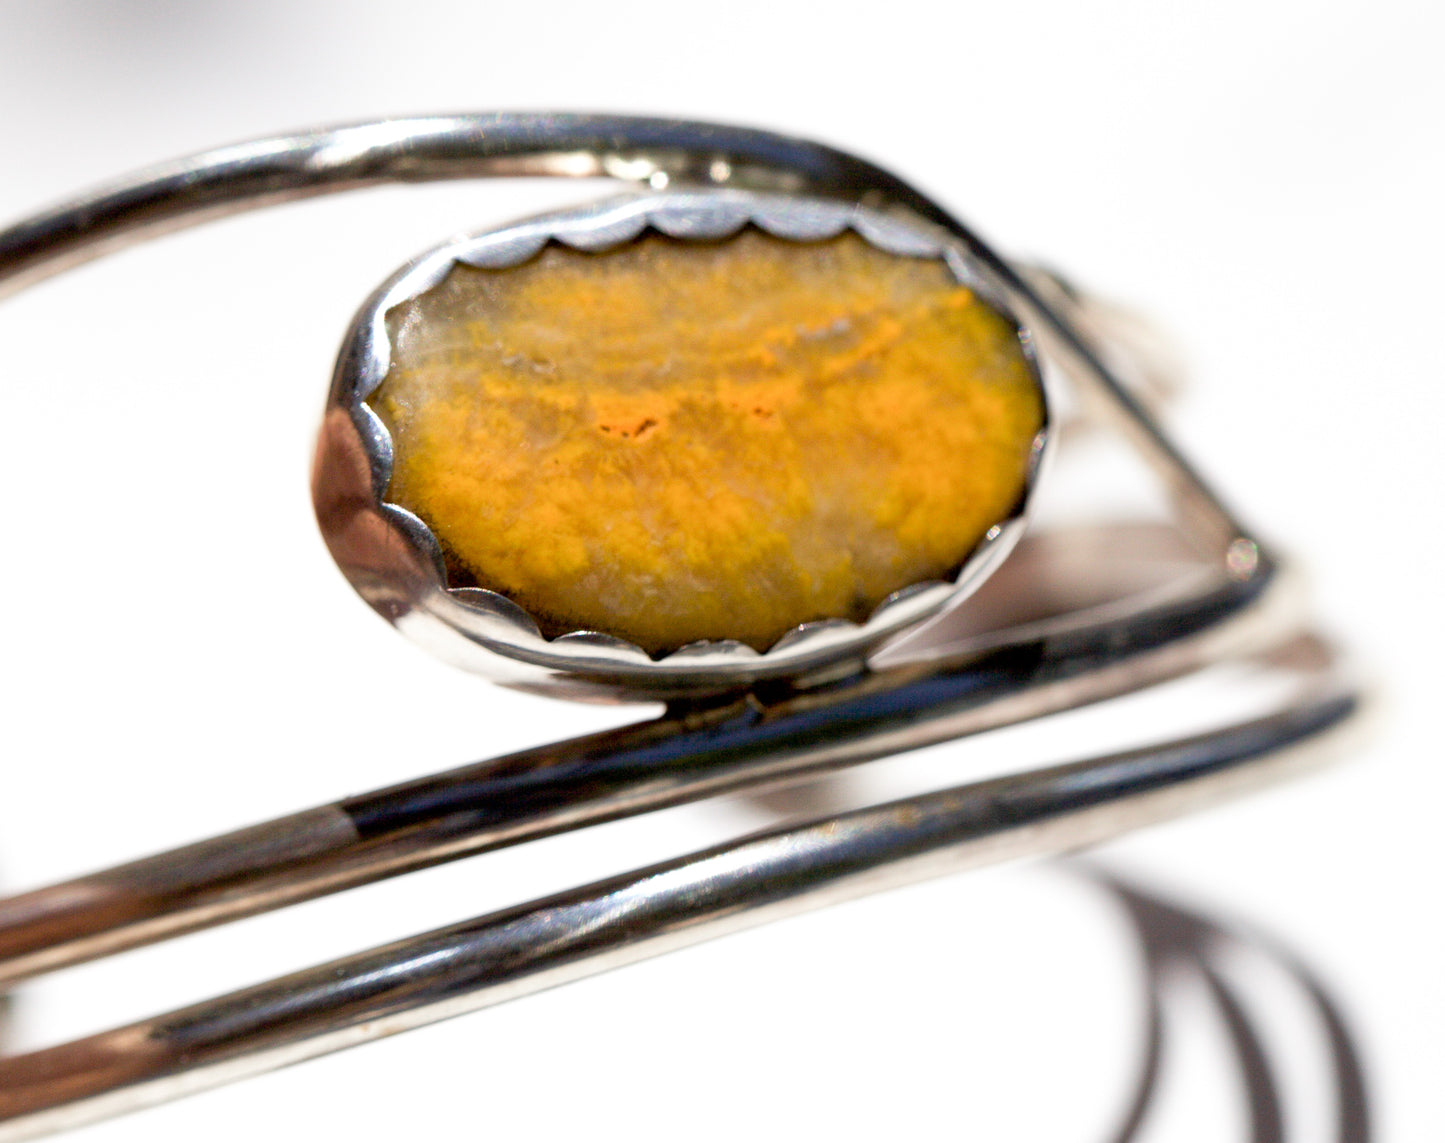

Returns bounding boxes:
[318,190,1051,699]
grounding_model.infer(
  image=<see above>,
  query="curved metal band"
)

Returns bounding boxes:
[0,112,1246,553]
[0,538,1361,1137]
[0,636,1356,1141]
[0,528,1289,987]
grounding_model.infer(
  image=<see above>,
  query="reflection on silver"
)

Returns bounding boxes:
[0,114,1364,1139]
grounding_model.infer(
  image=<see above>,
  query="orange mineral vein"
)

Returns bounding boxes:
[370,229,1044,656]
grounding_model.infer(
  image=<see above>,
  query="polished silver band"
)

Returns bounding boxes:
[0,114,1361,1140]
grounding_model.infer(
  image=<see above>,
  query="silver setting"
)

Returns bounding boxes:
[319,190,1051,698]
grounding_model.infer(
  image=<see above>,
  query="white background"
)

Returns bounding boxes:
[0,1,1440,1139]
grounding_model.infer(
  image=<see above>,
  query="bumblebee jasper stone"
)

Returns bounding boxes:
[370,230,1043,656]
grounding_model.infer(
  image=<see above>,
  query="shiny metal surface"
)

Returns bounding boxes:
[320,189,1050,694]
[0,112,1246,557]
[0,113,1362,1137]
[0,524,1292,988]
[0,636,1357,1141]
